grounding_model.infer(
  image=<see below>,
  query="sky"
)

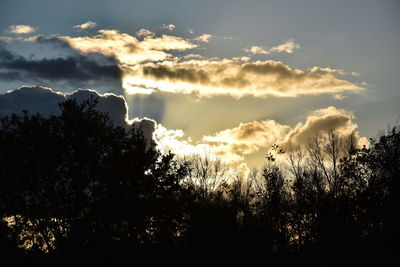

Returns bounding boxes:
[0,0,399,169]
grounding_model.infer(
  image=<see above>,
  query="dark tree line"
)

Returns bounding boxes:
[0,98,399,264]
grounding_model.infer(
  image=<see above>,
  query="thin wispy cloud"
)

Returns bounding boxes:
[245,40,300,55]
[269,39,300,53]
[73,21,97,30]
[333,94,347,100]
[183,53,203,59]
[160,24,176,31]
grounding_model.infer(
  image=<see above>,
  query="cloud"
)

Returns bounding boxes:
[1,29,360,100]
[0,86,65,117]
[160,24,176,31]
[154,106,367,164]
[62,29,196,65]
[245,40,300,55]
[68,89,128,126]
[129,59,362,98]
[0,86,155,144]
[183,54,203,59]
[0,87,366,165]
[333,94,347,100]
[0,46,123,90]
[136,29,155,37]
[269,39,300,53]
[282,106,360,148]
[201,120,290,162]
[245,46,270,55]
[194,34,212,43]
[154,125,218,159]
[8,25,37,34]
[73,21,97,31]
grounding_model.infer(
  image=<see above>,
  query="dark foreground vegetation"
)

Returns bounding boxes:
[0,98,399,265]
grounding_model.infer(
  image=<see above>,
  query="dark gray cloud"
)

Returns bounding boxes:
[0,86,65,117]
[0,86,156,144]
[0,46,122,88]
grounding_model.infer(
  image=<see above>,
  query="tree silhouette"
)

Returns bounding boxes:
[0,97,188,262]
[0,99,399,263]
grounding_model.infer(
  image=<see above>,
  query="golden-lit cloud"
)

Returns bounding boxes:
[154,106,367,165]
[8,25,37,34]
[5,28,361,100]
[245,40,300,55]
[62,29,197,65]
[245,45,270,55]
[183,54,203,59]
[282,106,366,149]
[136,28,155,37]
[201,120,289,162]
[2,27,363,110]
[73,21,97,30]
[269,39,300,53]
[194,34,212,43]
[127,59,362,98]
[203,120,289,153]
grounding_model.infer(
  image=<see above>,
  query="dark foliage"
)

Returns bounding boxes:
[0,99,399,264]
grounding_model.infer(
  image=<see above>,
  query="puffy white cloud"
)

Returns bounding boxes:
[194,34,212,43]
[8,25,37,34]
[245,46,270,55]
[73,21,97,30]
